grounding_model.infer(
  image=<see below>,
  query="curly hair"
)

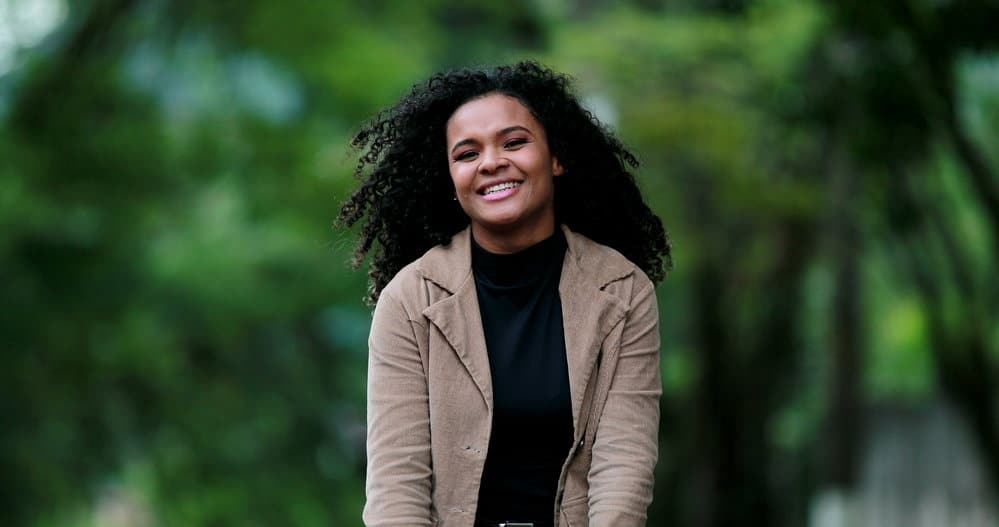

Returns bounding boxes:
[338,60,671,305]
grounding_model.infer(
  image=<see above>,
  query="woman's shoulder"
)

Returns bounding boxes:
[562,226,655,293]
[379,228,473,308]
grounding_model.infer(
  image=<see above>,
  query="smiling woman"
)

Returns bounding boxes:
[338,61,671,527]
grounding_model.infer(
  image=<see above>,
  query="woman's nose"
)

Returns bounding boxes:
[479,148,509,174]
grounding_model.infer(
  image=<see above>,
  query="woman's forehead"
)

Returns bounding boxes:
[445,93,544,141]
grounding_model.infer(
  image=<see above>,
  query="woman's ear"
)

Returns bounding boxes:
[552,157,565,177]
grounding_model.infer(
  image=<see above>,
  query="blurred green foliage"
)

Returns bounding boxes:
[2,0,997,526]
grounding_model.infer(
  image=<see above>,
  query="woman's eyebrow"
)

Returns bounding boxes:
[450,125,534,154]
[450,138,477,154]
[498,125,532,136]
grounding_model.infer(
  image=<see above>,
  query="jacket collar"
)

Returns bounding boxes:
[419,224,634,437]
[417,224,635,294]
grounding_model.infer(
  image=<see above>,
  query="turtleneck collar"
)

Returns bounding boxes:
[471,228,567,289]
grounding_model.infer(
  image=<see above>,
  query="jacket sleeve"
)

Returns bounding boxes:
[588,279,662,526]
[363,287,434,526]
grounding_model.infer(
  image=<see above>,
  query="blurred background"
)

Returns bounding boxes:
[2,0,997,525]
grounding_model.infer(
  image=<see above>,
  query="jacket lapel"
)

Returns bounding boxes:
[417,225,635,431]
[420,228,494,411]
[558,225,630,435]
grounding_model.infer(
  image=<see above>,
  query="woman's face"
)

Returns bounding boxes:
[445,93,564,253]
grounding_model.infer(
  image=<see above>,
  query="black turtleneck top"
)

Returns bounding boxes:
[471,228,574,525]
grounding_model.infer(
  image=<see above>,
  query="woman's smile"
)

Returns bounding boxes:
[480,180,523,201]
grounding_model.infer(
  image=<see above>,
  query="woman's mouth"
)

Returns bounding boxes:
[480,181,522,201]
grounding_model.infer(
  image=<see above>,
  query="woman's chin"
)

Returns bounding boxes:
[472,210,524,229]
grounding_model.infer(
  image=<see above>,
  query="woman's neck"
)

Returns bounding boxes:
[470,221,557,254]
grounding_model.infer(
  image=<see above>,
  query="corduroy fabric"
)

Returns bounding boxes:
[363,224,662,527]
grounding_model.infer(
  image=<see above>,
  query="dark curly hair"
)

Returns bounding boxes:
[338,61,671,305]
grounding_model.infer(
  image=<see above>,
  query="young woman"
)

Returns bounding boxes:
[339,61,671,527]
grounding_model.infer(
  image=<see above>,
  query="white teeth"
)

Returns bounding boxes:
[483,181,521,195]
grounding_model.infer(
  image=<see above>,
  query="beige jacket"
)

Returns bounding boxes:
[363,225,661,527]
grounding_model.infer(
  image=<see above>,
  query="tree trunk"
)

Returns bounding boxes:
[894,177,999,500]
[825,149,864,491]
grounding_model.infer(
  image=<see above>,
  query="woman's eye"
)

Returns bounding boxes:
[455,151,477,161]
[504,138,527,148]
